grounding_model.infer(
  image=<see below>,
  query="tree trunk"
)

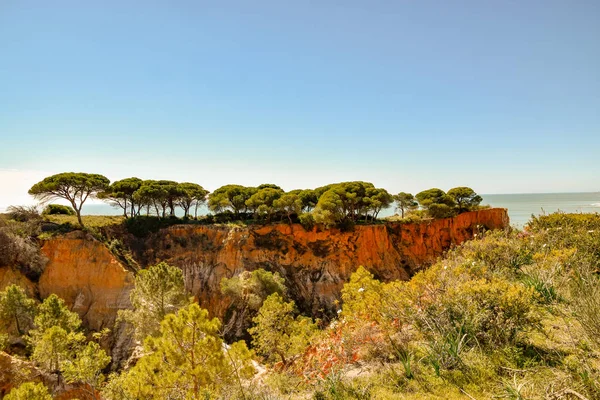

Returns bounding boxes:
[14,314,21,336]
[76,209,84,227]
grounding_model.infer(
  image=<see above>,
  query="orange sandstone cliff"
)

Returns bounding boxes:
[39,231,135,332]
[129,208,509,318]
[38,231,136,366]
[12,208,507,364]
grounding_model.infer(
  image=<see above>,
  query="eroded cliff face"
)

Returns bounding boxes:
[0,351,49,397]
[39,231,136,367]
[130,208,508,318]
[39,231,135,332]
[0,209,507,369]
[0,267,37,297]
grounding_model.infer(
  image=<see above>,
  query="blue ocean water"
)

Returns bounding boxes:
[80,192,600,228]
[481,192,600,227]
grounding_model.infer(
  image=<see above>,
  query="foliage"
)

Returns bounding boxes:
[29,172,110,227]
[31,325,86,373]
[220,269,286,340]
[176,182,209,218]
[249,292,317,366]
[41,204,75,216]
[313,182,392,227]
[297,189,318,212]
[208,184,258,215]
[28,294,84,373]
[118,262,189,341]
[22,293,112,395]
[0,229,46,279]
[299,212,316,230]
[0,284,36,337]
[6,205,42,222]
[246,187,284,221]
[105,303,255,399]
[447,186,483,212]
[273,193,303,224]
[31,294,81,334]
[98,177,143,217]
[61,340,111,396]
[123,215,180,237]
[4,382,52,400]
[415,188,457,218]
[393,192,418,218]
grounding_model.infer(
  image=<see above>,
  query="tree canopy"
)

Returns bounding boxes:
[447,186,483,212]
[208,185,257,215]
[28,172,110,226]
[99,177,143,217]
[394,192,418,218]
[220,269,286,340]
[106,303,254,399]
[248,292,317,366]
[118,262,189,341]
[28,172,485,226]
[415,188,458,219]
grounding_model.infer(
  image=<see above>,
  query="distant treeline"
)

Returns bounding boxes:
[28,173,483,227]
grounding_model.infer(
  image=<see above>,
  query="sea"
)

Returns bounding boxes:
[76,192,600,229]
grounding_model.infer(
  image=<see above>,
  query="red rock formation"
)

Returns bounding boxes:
[38,231,136,367]
[134,208,508,318]
[39,231,135,332]
[30,209,507,336]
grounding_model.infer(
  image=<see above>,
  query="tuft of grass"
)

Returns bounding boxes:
[44,214,125,228]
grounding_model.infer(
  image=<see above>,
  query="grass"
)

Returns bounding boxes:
[44,214,125,228]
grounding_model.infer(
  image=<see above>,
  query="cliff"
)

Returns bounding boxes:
[39,231,135,332]
[0,208,507,366]
[129,208,508,318]
[38,231,136,367]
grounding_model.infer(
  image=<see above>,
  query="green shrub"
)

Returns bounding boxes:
[4,382,52,400]
[427,203,458,219]
[6,205,41,222]
[299,212,315,231]
[42,204,75,215]
[124,215,181,237]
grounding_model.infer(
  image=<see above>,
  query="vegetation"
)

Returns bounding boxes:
[0,290,110,398]
[0,229,46,279]
[2,210,600,398]
[22,172,489,232]
[4,382,52,400]
[393,192,418,218]
[28,172,110,227]
[41,204,75,216]
[98,177,143,217]
[248,292,318,367]
[0,284,36,337]
[117,262,190,341]
[105,303,254,399]
[220,269,286,340]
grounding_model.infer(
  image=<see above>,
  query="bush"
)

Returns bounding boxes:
[299,212,316,231]
[0,229,46,279]
[427,203,458,219]
[42,204,75,215]
[461,230,534,273]
[4,382,52,400]
[124,215,181,237]
[6,205,41,223]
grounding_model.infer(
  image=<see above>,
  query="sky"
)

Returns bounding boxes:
[1,0,599,209]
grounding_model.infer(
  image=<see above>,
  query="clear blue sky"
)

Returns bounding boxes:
[1,0,599,207]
